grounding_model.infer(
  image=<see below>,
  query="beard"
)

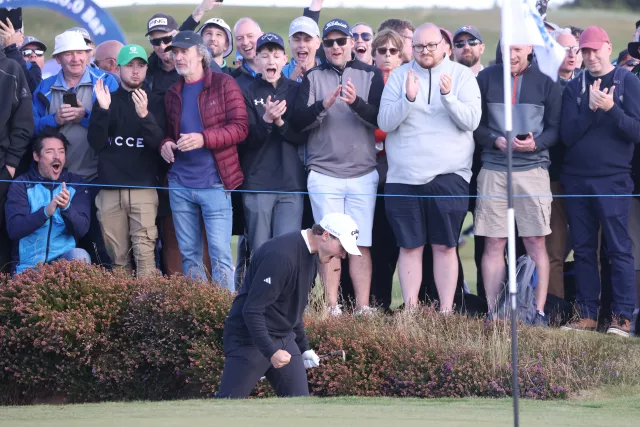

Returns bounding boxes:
[121,75,144,90]
[457,53,479,68]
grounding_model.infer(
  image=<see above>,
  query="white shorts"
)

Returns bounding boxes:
[307,169,378,247]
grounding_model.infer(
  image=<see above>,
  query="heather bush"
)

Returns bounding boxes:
[1,262,639,404]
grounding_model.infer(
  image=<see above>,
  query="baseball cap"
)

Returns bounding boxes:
[579,26,610,50]
[323,19,351,38]
[198,18,234,58]
[256,32,286,52]
[21,36,47,52]
[628,41,640,60]
[52,31,93,56]
[454,25,483,43]
[440,28,453,47]
[164,31,203,52]
[319,213,361,257]
[544,21,561,32]
[289,16,320,38]
[68,27,92,44]
[117,44,148,66]
[146,13,178,37]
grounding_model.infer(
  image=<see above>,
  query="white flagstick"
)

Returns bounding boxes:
[501,1,520,426]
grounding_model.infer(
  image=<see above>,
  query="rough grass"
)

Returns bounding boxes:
[22,5,637,67]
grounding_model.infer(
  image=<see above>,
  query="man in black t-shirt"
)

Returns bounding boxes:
[216,213,361,398]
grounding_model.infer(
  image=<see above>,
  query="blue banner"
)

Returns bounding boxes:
[0,0,127,44]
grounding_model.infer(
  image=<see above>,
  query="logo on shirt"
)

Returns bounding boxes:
[108,136,145,148]
[263,277,271,284]
[254,98,265,106]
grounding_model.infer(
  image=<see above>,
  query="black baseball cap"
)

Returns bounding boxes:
[323,19,351,38]
[164,31,203,52]
[256,32,286,52]
[146,13,179,37]
[453,25,483,43]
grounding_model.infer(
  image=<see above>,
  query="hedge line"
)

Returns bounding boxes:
[1,261,639,404]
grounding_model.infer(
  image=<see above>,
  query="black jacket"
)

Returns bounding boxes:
[0,49,33,171]
[87,86,165,187]
[3,44,41,93]
[224,231,316,359]
[240,75,307,191]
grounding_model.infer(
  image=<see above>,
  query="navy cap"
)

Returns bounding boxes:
[323,19,351,38]
[146,13,179,37]
[164,31,203,52]
[453,25,483,43]
[256,32,286,52]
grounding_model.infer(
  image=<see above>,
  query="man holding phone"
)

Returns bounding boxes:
[32,30,119,268]
[473,44,562,325]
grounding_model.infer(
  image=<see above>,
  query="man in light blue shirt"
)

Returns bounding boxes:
[282,17,322,82]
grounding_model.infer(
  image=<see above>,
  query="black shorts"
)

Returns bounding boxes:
[385,174,469,249]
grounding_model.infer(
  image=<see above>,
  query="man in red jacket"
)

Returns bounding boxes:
[160,31,248,290]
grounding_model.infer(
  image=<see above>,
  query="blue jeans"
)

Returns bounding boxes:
[168,180,234,290]
[55,248,91,265]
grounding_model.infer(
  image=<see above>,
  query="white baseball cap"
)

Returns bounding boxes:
[319,213,361,256]
[289,16,320,38]
[198,18,234,58]
[52,31,93,56]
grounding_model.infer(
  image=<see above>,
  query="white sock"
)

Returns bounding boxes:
[537,310,545,317]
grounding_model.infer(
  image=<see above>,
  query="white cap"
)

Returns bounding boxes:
[319,213,361,256]
[198,18,234,58]
[52,31,93,56]
[289,16,320,38]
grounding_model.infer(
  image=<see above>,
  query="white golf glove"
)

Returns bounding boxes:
[302,350,320,369]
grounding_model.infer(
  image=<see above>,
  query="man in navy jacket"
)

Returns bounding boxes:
[5,128,90,274]
[560,27,640,337]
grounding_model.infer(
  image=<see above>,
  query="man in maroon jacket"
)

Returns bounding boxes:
[160,31,248,290]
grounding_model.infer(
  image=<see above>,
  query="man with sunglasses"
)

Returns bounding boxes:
[292,18,384,316]
[351,22,374,65]
[378,23,480,312]
[453,26,485,77]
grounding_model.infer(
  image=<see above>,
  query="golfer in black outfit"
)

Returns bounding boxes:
[217,213,362,398]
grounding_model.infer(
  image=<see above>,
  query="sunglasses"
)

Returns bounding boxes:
[453,38,481,49]
[352,32,372,42]
[22,49,44,57]
[323,37,349,48]
[563,46,579,55]
[376,47,399,56]
[625,59,640,67]
[149,35,173,47]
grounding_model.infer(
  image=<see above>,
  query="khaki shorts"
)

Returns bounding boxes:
[474,168,552,238]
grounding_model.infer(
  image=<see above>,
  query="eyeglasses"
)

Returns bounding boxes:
[323,37,349,48]
[352,32,372,42]
[22,49,44,57]
[563,46,579,55]
[453,38,481,49]
[376,47,399,56]
[412,38,443,53]
[149,36,173,46]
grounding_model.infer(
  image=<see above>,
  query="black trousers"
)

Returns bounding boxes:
[78,185,112,269]
[217,332,309,399]
[0,166,12,273]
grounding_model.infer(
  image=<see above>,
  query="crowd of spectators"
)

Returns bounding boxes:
[1,0,640,337]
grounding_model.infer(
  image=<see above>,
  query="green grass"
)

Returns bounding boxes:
[22,5,637,67]
[1,391,639,427]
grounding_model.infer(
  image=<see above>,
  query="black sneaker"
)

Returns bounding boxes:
[532,312,549,328]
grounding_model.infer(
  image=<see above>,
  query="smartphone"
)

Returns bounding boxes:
[0,7,22,29]
[216,0,223,2]
[63,93,79,108]
[516,133,529,141]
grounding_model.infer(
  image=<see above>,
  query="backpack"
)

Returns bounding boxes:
[576,67,625,107]
[494,255,538,325]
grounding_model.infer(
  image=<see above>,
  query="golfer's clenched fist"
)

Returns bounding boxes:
[270,349,291,368]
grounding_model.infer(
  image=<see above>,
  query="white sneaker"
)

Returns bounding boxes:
[327,305,343,317]
[354,306,377,317]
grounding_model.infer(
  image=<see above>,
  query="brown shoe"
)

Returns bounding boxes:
[561,318,597,332]
[607,317,631,338]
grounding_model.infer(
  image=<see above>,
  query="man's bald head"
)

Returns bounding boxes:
[234,18,263,62]
[412,23,447,69]
[95,40,124,74]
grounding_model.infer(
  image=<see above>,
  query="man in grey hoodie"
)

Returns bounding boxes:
[378,23,481,312]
